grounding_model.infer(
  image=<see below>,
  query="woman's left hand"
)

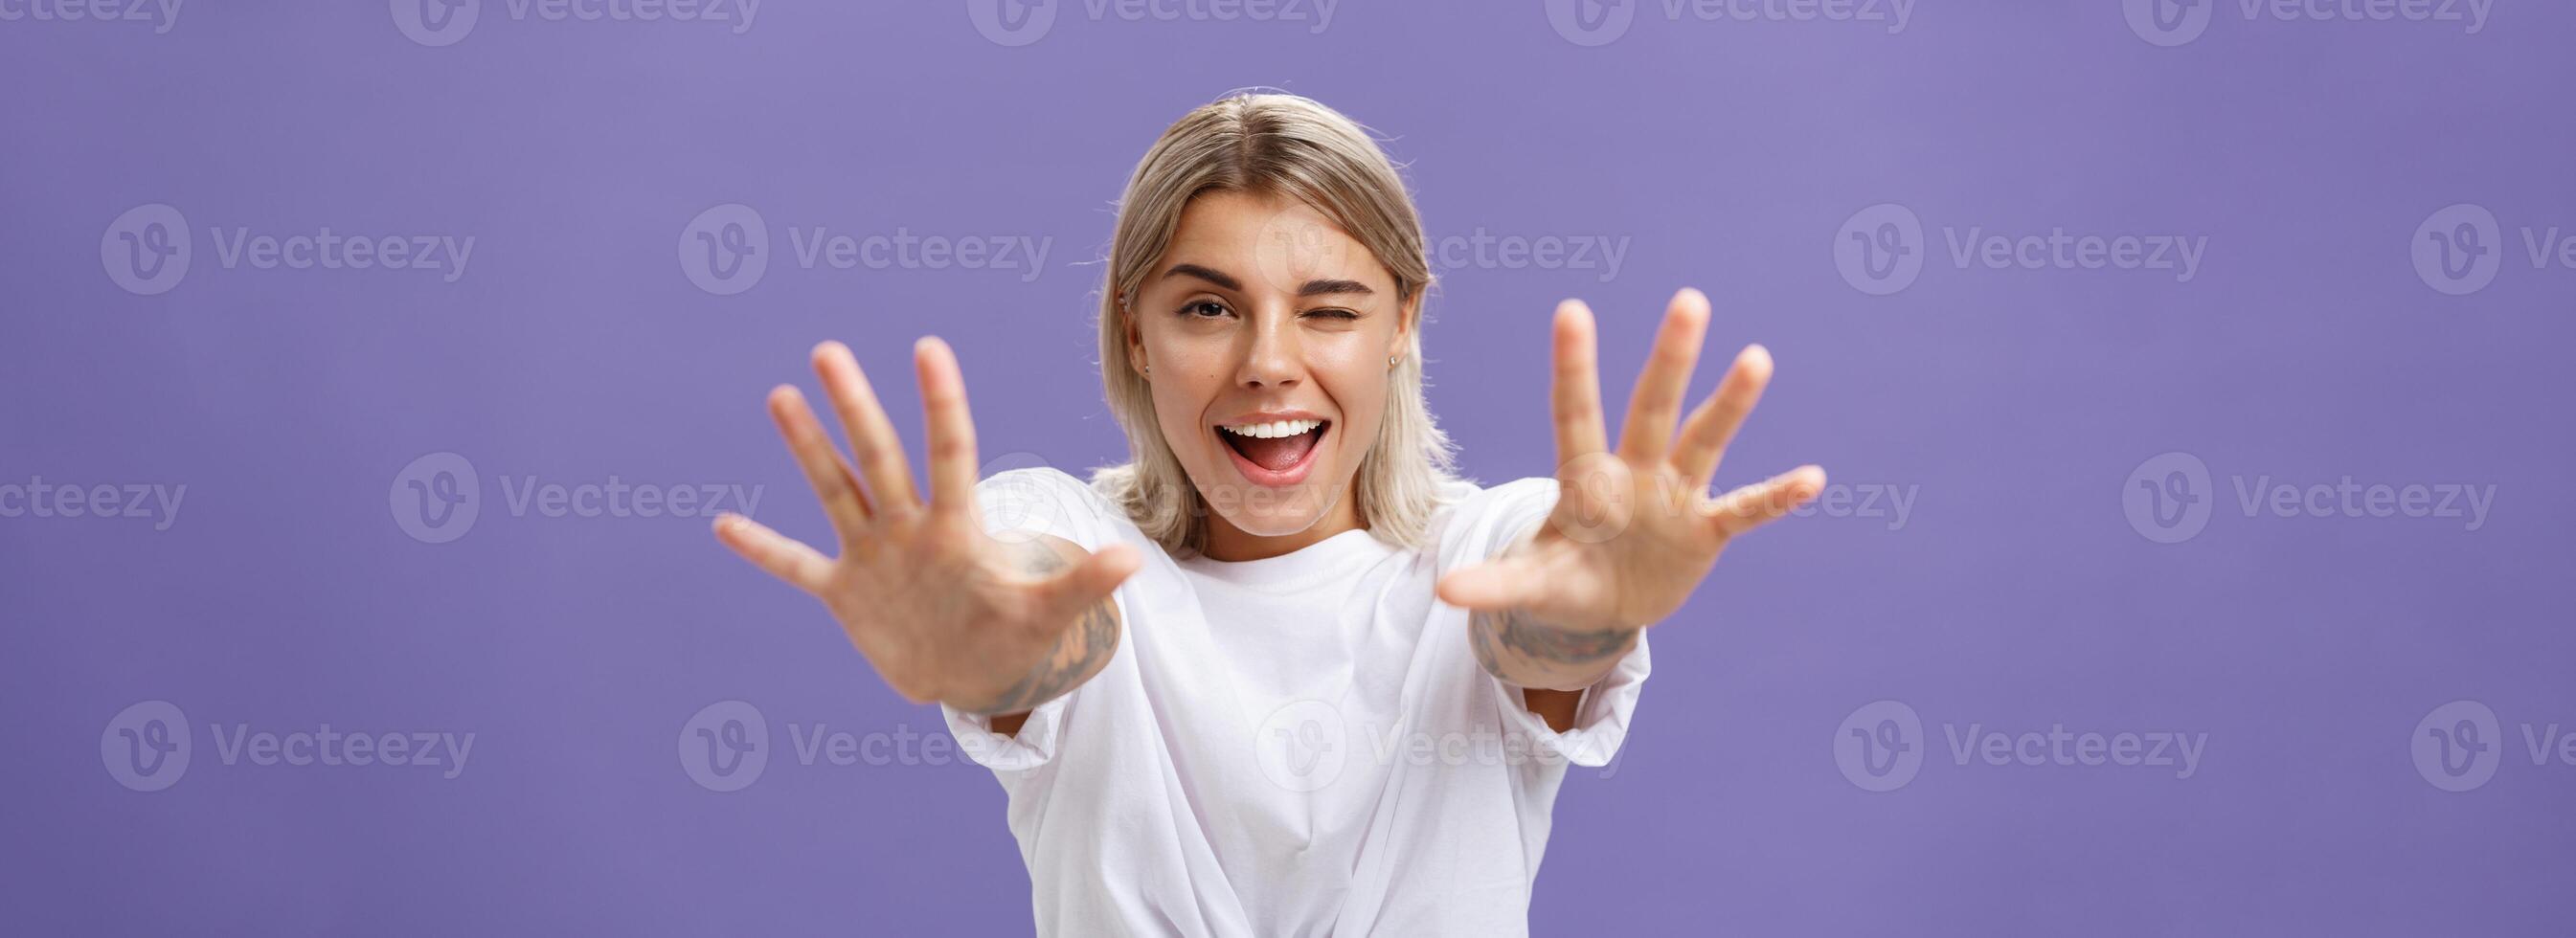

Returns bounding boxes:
[1436,288,1823,689]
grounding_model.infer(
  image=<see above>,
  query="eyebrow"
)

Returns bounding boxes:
[1162,263,1376,299]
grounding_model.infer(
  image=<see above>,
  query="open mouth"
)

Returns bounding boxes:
[1217,418,1329,487]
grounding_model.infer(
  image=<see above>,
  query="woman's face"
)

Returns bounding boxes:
[1124,190,1413,560]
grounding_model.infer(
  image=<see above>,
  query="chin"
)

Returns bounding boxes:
[1213,499,1329,537]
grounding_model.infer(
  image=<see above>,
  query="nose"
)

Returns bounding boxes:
[1234,306,1303,390]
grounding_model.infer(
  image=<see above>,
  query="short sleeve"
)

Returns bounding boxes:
[1453,475,1650,769]
[1486,632,1648,768]
[941,693,1074,773]
[939,466,1121,772]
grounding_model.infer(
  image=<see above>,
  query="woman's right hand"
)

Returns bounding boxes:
[712,338,1140,716]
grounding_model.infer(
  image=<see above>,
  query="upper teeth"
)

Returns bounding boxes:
[1222,418,1322,438]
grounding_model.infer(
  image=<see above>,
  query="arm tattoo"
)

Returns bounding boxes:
[1469,607,1638,687]
[1491,609,1636,664]
[957,541,1123,717]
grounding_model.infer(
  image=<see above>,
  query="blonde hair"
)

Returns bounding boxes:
[1088,91,1461,557]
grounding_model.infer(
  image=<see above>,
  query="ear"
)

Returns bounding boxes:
[1123,300,1150,379]
[1389,291,1419,363]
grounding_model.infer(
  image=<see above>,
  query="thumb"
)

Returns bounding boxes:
[1436,558,1538,613]
[1035,543,1141,622]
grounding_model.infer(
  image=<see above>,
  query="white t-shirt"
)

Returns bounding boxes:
[941,467,1651,937]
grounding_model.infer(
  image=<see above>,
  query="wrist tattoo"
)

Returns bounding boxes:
[960,541,1122,717]
[1472,607,1637,679]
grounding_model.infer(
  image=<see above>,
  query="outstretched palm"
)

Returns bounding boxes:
[1436,288,1824,636]
[712,339,1139,714]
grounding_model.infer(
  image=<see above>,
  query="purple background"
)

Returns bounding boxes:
[6,1,2572,934]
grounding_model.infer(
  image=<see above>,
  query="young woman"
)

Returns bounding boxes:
[710,92,1824,936]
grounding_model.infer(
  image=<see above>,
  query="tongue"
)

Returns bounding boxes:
[1232,429,1320,472]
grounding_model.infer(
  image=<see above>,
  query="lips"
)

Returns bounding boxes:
[1218,420,1327,486]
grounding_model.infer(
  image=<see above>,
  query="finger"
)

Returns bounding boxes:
[768,384,870,544]
[1704,465,1826,540]
[1032,543,1141,626]
[1435,557,1545,613]
[812,340,919,518]
[1616,288,1711,467]
[712,513,833,592]
[915,336,982,518]
[1672,344,1774,490]
[1551,300,1610,463]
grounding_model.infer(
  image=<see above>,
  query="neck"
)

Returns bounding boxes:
[1199,489,1363,562]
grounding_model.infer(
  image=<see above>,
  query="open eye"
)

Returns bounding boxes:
[1180,300,1231,320]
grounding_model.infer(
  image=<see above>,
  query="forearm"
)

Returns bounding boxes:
[1465,522,1640,693]
[951,535,1124,722]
